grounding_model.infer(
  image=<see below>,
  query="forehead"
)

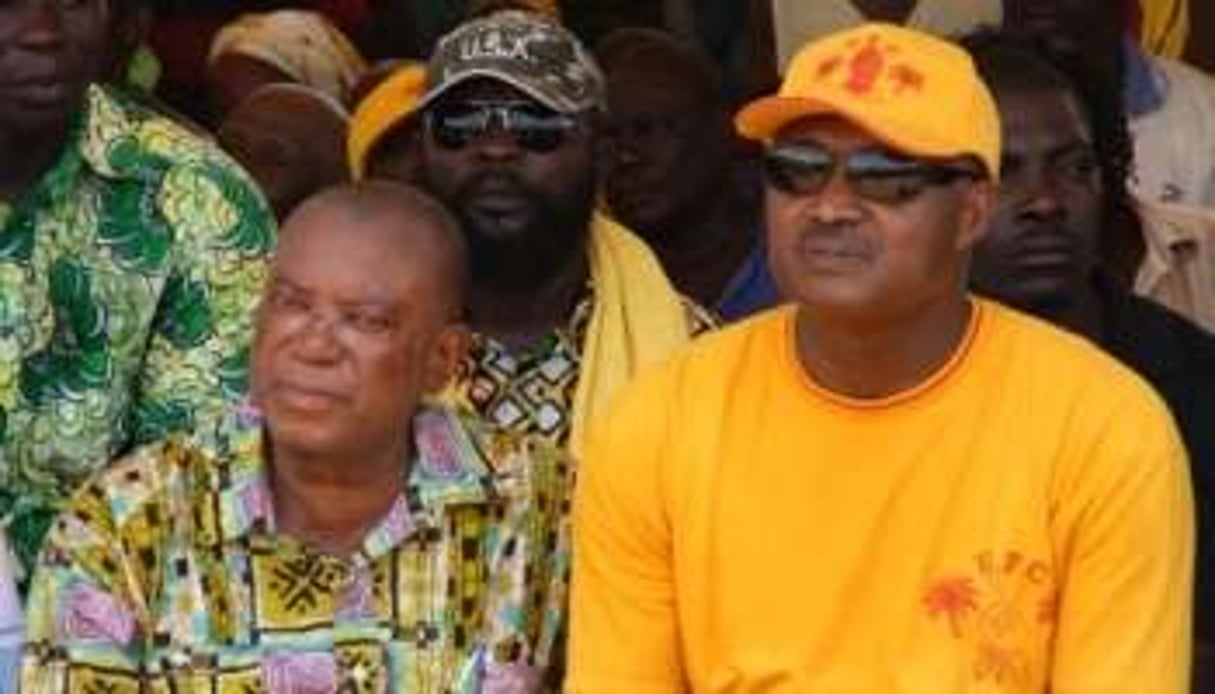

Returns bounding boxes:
[274,207,428,293]
[606,69,705,113]
[998,86,1092,150]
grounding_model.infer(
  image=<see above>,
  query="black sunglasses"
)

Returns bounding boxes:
[763,142,980,205]
[425,101,580,154]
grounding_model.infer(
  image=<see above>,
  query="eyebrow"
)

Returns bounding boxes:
[269,276,402,312]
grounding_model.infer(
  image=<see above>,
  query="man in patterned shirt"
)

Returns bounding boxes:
[412,9,709,455]
[22,183,571,691]
[0,0,277,576]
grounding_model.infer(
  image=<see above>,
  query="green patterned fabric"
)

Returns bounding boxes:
[0,84,276,579]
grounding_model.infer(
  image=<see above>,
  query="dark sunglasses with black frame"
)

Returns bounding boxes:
[763,141,983,205]
[424,99,583,154]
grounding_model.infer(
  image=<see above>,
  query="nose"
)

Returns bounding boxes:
[291,314,344,365]
[801,167,865,225]
[611,131,643,169]
[1017,167,1067,223]
[469,127,523,163]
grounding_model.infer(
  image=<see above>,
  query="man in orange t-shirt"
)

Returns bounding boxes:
[566,23,1194,693]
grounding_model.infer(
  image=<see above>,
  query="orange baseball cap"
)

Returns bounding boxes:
[736,23,1001,180]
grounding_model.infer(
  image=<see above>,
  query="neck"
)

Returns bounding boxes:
[467,237,590,349]
[1032,287,1106,342]
[269,437,409,556]
[0,125,71,202]
[794,293,973,400]
[651,187,758,308]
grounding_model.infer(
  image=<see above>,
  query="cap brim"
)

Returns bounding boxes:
[735,95,960,165]
[415,68,572,115]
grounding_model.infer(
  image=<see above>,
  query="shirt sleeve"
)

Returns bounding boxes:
[565,373,687,693]
[128,159,276,445]
[20,472,147,690]
[1050,390,1195,692]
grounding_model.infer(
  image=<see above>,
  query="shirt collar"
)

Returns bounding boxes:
[216,402,505,555]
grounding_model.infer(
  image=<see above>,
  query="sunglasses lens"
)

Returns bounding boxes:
[428,103,575,153]
[510,107,574,153]
[429,106,484,151]
[763,145,833,195]
[847,151,934,204]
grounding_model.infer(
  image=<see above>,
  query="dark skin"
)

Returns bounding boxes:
[971,85,1105,339]
[204,53,295,126]
[766,117,994,399]
[251,183,469,555]
[217,85,349,220]
[419,79,596,350]
[0,0,121,202]
[849,0,918,23]
[601,43,759,307]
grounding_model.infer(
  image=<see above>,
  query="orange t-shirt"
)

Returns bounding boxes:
[568,299,1193,693]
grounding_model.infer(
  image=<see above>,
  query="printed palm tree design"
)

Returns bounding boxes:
[922,576,980,637]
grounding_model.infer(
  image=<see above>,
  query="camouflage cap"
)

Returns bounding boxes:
[420,9,606,114]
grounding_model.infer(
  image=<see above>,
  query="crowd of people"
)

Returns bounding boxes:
[0,0,1212,691]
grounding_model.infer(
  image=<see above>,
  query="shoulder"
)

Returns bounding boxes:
[47,411,249,551]
[980,299,1175,422]
[592,307,792,441]
[1147,55,1215,115]
[81,85,274,234]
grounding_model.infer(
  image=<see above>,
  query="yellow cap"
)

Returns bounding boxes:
[736,23,1001,180]
[346,63,427,181]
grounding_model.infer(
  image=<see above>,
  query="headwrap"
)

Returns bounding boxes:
[209,10,368,103]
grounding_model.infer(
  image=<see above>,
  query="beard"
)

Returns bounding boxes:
[435,166,597,291]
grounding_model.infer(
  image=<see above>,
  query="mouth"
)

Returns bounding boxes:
[3,77,75,108]
[1009,231,1080,270]
[795,232,873,272]
[269,381,347,414]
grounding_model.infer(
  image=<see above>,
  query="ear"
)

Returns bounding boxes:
[954,179,998,252]
[420,322,471,393]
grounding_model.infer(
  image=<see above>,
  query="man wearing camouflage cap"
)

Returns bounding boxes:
[567,23,1193,692]
[413,9,708,459]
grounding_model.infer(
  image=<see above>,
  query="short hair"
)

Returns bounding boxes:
[595,27,727,109]
[961,29,1145,288]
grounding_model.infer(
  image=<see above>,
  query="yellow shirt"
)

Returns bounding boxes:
[568,299,1193,693]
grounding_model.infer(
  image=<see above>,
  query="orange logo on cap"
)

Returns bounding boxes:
[815,34,927,99]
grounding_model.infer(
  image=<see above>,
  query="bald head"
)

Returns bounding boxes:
[281,181,468,319]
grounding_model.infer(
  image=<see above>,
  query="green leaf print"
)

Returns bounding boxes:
[97,178,171,273]
[129,399,192,446]
[155,274,214,348]
[50,259,107,348]
[205,162,276,255]
[19,259,112,405]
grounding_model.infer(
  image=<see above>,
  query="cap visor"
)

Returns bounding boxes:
[735,95,959,164]
[415,68,571,115]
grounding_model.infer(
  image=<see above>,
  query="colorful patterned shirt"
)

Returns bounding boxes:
[0,84,276,574]
[21,403,571,692]
[449,293,714,448]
